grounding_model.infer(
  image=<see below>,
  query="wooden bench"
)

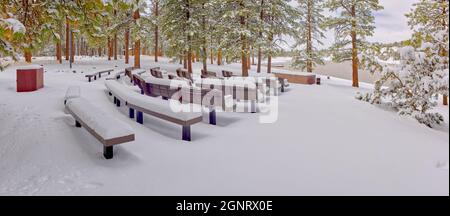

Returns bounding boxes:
[105,80,203,141]
[135,75,228,125]
[195,78,264,113]
[142,75,190,100]
[85,68,115,82]
[222,70,235,78]
[201,69,219,79]
[273,71,316,85]
[181,87,234,125]
[64,86,81,105]
[150,67,163,78]
[65,97,135,159]
[176,68,193,81]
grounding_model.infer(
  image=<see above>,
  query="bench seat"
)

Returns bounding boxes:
[65,97,135,159]
[105,80,203,141]
[85,68,115,82]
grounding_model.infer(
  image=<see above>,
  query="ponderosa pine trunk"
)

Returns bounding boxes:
[65,17,69,61]
[134,10,141,68]
[186,0,193,73]
[240,2,249,77]
[306,0,313,73]
[154,0,159,62]
[56,41,62,64]
[257,0,264,73]
[24,51,32,63]
[70,32,75,63]
[351,5,359,88]
[125,28,129,64]
[217,48,222,65]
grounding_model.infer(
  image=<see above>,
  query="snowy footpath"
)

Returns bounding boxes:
[0,56,448,195]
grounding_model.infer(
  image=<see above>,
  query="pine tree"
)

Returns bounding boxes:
[291,0,326,73]
[325,0,383,87]
[0,5,25,70]
[263,0,297,74]
[406,0,449,106]
[358,0,449,127]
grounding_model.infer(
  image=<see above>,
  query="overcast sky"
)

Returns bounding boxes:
[286,0,418,49]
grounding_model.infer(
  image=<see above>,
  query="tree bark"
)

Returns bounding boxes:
[154,0,159,62]
[306,0,313,73]
[134,40,140,68]
[351,5,359,88]
[257,0,264,73]
[125,28,129,64]
[24,51,32,63]
[70,31,75,63]
[240,2,249,77]
[56,41,62,64]
[186,0,193,73]
[217,49,222,65]
[134,10,141,68]
[65,17,69,61]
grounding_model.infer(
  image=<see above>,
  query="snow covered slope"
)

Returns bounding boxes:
[0,56,448,195]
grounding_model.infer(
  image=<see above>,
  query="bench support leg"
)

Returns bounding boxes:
[114,97,117,104]
[103,146,113,160]
[182,125,191,141]
[250,101,257,113]
[88,77,91,82]
[137,111,143,124]
[94,76,97,80]
[99,73,101,78]
[209,109,217,125]
[129,108,135,119]
[75,121,82,128]
[116,99,121,107]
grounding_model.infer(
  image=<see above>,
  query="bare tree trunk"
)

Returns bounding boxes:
[217,48,222,65]
[70,32,75,63]
[134,10,141,68]
[24,51,32,63]
[134,40,140,68]
[65,17,69,61]
[306,0,313,73]
[154,0,159,62]
[114,34,117,60]
[210,50,214,65]
[351,5,359,88]
[56,41,62,64]
[257,0,264,73]
[240,2,249,76]
[186,0,193,73]
[125,28,129,64]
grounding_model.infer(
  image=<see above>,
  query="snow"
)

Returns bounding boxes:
[105,80,203,121]
[66,98,134,140]
[141,74,191,89]
[17,65,43,70]
[64,86,81,101]
[85,68,115,76]
[2,18,26,33]
[0,56,448,196]
[273,70,316,76]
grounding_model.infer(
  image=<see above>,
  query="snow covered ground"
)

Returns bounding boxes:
[0,56,448,196]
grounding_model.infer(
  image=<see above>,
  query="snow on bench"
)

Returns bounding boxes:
[105,80,203,141]
[65,97,135,159]
[85,68,115,82]
[64,86,80,105]
[195,78,264,112]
